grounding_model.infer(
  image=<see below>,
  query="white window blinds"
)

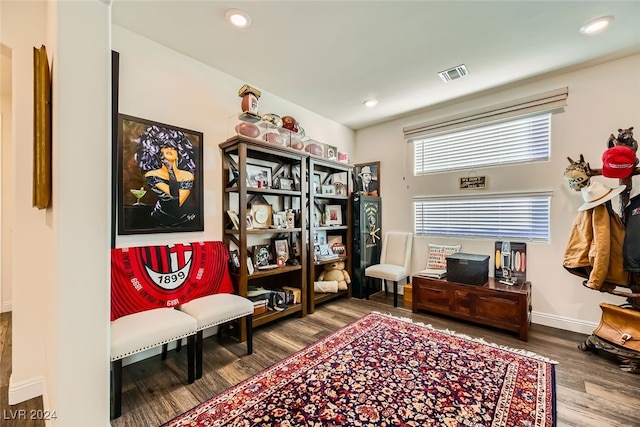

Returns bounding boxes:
[414,192,551,242]
[413,113,551,174]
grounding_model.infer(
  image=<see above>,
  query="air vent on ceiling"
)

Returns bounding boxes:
[438,64,469,82]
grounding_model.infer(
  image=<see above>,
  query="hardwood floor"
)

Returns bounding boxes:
[3,295,640,426]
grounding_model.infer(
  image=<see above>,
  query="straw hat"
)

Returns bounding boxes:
[577,181,626,212]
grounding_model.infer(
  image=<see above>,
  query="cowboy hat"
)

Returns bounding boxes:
[577,181,626,211]
[359,166,373,176]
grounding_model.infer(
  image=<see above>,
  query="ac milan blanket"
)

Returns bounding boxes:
[111,241,234,321]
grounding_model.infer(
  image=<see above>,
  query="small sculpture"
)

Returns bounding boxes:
[563,155,592,191]
[608,127,637,152]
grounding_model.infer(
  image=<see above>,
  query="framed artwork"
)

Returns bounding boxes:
[312,174,322,194]
[250,203,273,229]
[227,210,240,230]
[278,178,294,190]
[354,161,380,197]
[247,257,255,275]
[117,114,203,234]
[229,249,241,272]
[252,244,272,268]
[322,185,336,196]
[273,238,290,262]
[325,204,343,226]
[246,163,272,188]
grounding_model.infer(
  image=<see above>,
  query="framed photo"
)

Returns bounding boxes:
[332,243,347,257]
[117,114,203,234]
[229,249,241,272]
[354,161,380,197]
[246,163,272,188]
[312,174,322,194]
[252,244,271,268]
[273,238,290,262]
[250,203,273,228]
[247,257,254,275]
[246,213,254,230]
[227,210,240,230]
[278,178,294,190]
[325,204,343,226]
[322,185,336,196]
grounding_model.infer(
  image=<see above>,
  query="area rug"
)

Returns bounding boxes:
[163,312,556,427]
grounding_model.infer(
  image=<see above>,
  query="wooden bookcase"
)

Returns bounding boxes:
[220,136,308,330]
[307,157,353,313]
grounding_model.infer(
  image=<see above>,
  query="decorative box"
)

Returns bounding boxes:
[445,253,489,286]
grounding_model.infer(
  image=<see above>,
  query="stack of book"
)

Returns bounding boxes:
[415,268,447,279]
[252,299,267,315]
[282,286,301,304]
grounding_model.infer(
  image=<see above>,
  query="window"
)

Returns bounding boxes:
[414,113,550,174]
[414,193,551,242]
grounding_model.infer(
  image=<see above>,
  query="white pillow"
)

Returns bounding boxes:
[427,243,462,269]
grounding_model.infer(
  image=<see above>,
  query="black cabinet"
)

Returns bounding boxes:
[351,194,382,298]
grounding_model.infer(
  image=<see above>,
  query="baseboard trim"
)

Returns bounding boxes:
[1,300,11,313]
[8,374,44,405]
[531,311,597,335]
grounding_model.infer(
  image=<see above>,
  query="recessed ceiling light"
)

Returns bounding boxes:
[225,9,251,28]
[580,16,613,35]
[363,99,378,108]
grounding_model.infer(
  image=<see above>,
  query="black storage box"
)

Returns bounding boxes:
[445,253,489,285]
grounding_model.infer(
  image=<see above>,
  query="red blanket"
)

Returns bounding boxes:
[111,241,234,321]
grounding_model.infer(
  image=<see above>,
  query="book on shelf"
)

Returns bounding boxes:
[416,268,447,279]
[282,286,301,304]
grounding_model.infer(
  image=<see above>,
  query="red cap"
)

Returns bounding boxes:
[602,145,636,179]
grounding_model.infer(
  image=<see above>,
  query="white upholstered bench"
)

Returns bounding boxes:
[177,293,254,379]
[110,307,197,419]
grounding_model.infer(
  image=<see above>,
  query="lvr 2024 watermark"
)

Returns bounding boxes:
[3,409,57,420]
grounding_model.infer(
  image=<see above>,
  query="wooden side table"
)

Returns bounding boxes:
[412,276,532,341]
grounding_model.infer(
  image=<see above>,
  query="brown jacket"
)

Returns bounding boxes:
[563,203,628,290]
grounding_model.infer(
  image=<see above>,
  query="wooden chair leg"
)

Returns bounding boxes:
[111,359,122,419]
[383,278,388,295]
[161,343,168,360]
[188,334,196,384]
[176,338,182,352]
[195,330,203,380]
[365,276,370,300]
[245,315,253,355]
[393,281,398,307]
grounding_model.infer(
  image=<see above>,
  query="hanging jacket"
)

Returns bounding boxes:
[563,202,628,290]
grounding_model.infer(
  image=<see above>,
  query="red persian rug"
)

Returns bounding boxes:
[163,312,556,427]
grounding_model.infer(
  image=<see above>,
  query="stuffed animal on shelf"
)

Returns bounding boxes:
[317,260,351,291]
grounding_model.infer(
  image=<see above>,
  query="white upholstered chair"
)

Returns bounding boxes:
[177,293,254,379]
[110,308,197,419]
[364,231,413,307]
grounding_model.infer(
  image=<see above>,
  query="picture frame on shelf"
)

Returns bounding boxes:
[354,161,380,196]
[250,203,273,229]
[312,174,321,194]
[272,238,290,263]
[227,210,240,230]
[247,257,254,275]
[332,243,347,257]
[116,114,204,235]
[246,163,272,188]
[229,249,241,272]
[252,244,271,268]
[278,178,294,190]
[325,204,342,226]
[246,213,254,230]
[322,185,336,196]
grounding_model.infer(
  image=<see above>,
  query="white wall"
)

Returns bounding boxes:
[112,25,355,250]
[2,0,111,425]
[354,53,640,333]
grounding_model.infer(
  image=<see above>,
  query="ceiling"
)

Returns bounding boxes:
[111,1,640,130]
